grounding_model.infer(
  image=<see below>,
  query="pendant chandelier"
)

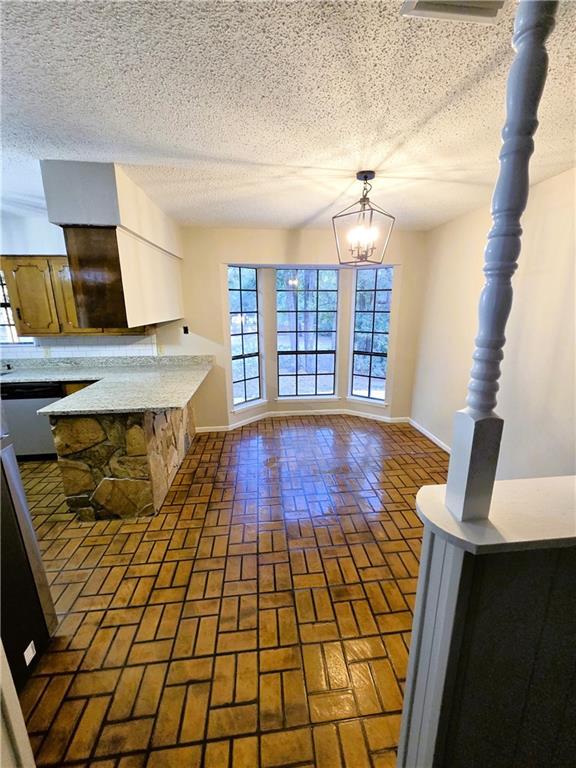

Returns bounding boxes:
[332,171,395,265]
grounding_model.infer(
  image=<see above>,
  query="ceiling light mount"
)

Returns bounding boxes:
[356,170,375,182]
[356,170,375,202]
[332,171,395,266]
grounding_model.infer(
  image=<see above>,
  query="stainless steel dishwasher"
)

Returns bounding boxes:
[0,382,63,458]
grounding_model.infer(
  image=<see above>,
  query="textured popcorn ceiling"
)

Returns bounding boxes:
[1,1,574,230]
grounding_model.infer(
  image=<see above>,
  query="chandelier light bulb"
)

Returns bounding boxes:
[347,226,379,247]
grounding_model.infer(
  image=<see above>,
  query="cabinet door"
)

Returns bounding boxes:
[2,257,60,335]
[49,257,99,334]
[62,382,92,395]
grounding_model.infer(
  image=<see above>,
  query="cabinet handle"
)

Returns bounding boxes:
[16,307,31,328]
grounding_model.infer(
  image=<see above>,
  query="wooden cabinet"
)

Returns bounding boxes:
[62,382,92,396]
[1,255,149,336]
[2,257,60,335]
[49,257,98,334]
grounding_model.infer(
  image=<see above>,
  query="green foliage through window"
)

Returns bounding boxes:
[276,269,338,397]
[351,267,393,401]
[228,267,261,405]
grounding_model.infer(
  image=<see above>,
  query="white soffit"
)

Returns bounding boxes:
[1,0,575,230]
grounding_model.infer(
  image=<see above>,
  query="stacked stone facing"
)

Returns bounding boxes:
[50,401,195,520]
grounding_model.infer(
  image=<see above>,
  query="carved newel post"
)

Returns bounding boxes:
[397,4,576,768]
[445,0,558,521]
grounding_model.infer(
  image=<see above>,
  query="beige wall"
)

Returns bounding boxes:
[156,227,427,428]
[411,168,575,480]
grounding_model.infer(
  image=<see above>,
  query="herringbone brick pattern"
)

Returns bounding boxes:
[18,415,448,767]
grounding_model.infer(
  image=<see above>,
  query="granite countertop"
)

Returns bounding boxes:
[1,356,213,416]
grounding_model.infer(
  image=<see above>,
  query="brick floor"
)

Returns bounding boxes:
[18,415,448,767]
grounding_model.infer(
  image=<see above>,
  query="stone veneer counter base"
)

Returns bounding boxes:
[2,356,212,520]
[50,404,196,520]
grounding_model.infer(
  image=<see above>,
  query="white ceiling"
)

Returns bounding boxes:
[1,1,574,230]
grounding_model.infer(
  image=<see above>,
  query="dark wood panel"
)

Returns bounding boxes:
[436,546,576,768]
[551,665,576,767]
[63,226,128,328]
[515,546,576,767]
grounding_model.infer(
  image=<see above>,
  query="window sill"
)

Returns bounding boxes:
[346,394,389,407]
[230,398,268,413]
[276,395,342,402]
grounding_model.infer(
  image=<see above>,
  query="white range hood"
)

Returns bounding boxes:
[40,160,184,329]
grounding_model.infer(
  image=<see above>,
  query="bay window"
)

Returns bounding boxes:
[276,268,338,397]
[227,264,394,409]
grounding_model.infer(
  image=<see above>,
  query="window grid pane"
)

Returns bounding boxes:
[0,270,32,344]
[351,267,393,401]
[228,267,261,405]
[276,268,338,397]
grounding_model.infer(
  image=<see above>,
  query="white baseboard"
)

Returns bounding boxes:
[408,418,451,453]
[195,408,410,433]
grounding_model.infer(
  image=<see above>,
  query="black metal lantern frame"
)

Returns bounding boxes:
[332,171,395,266]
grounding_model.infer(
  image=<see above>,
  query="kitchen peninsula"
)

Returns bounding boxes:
[2,356,212,520]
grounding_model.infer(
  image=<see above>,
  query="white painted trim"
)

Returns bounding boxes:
[397,529,465,767]
[196,408,411,433]
[418,476,576,554]
[409,419,451,453]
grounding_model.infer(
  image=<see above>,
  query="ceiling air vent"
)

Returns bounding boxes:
[400,0,505,24]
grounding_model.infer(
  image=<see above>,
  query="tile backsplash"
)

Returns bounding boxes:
[1,334,158,360]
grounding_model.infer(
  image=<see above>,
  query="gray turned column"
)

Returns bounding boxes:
[397,476,576,767]
[445,0,558,521]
